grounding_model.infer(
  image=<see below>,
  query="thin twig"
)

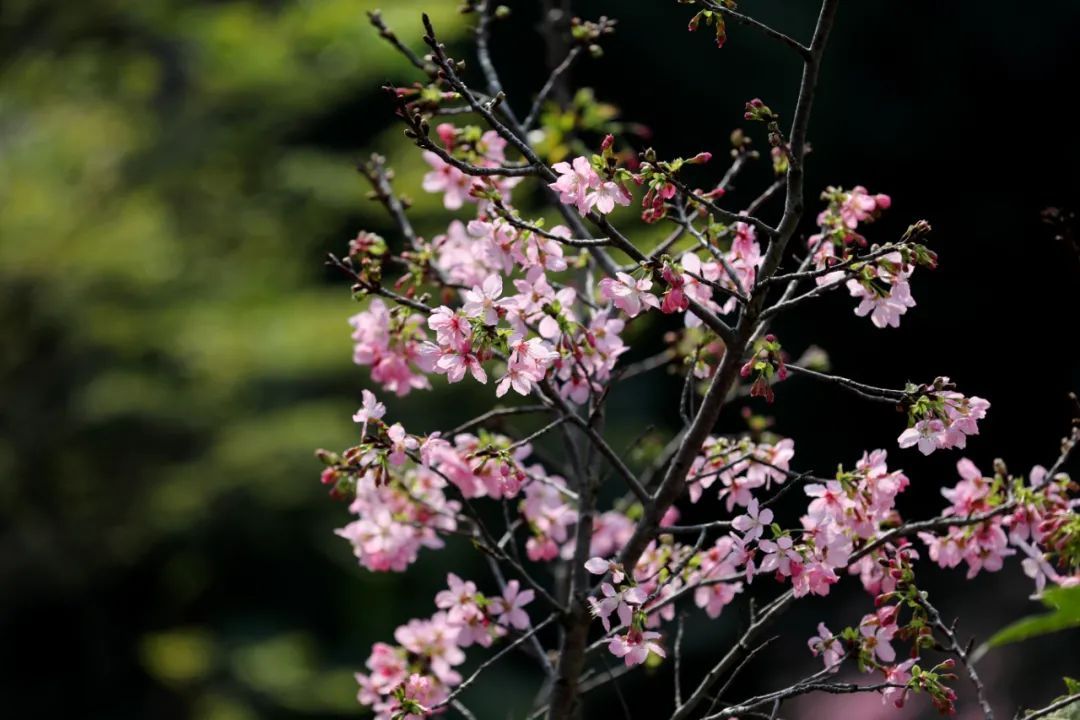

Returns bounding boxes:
[525,45,583,130]
[785,364,907,403]
[697,0,811,59]
[917,592,994,719]
[368,10,435,73]
[1018,693,1080,720]
[432,614,558,710]
[451,404,554,435]
[509,415,571,451]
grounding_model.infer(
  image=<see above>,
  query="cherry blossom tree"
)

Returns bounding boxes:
[315,2,1080,719]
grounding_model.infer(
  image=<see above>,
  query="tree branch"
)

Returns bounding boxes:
[697,0,811,59]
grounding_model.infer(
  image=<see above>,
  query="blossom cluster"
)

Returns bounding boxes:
[686,435,795,508]
[350,299,433,398]
[350,128,776,417]
[595,216,763,338]
[920,458,1079,593]
[808,545,962,714]
[808,186,918,328]
[354,573,535,719]
[422,124,519,211]
[549,155,632,216]
[323,393,552,571]
[575,443,918,670]
[897,377,990,455]
[352,139,648,406]
[322,43,1078,715]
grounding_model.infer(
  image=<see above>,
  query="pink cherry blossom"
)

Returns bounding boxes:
[386,423,418,465]
[758,534,801,577]
[848,275,916,329]
[422,151,474,210]
[808,622,844,672]
[599,272,660,318]
[880,659,916,708]
[608,629,665,667]
[588,180,631,215]
[353,389,387,437]
[589,582,647,631]
[428,306,471,350]
[462,274,511,326]
[550,156,600,215]
[433,219,495,288]
[350,300,432,397]
[859,608,898,663]
[731,497,774,542]
[897,418,946,455]
[394,612,466,685]
[490,579,535,630]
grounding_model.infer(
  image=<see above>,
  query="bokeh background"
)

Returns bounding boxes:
[2,1,1078,718]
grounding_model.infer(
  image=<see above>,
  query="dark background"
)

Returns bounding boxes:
[2,1,1078,718]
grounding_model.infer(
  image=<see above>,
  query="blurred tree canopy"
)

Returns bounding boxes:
[0,2,475,718]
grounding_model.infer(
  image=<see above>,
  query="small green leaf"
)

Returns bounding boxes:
[988,585,1080,648]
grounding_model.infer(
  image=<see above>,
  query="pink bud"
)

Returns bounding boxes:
[436,123,456,148]
[601,134,615,151]
[875,193,892,209]
[688,151,712,165]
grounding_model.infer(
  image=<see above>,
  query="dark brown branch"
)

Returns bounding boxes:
[432,614,558,710]
[450,404,554,435]
[525,45,583,130]
[916,593,994,720]
[697,0,811,59]
[413,132,542,177]
[474,1,524,128]
[703,680,904,720]
[668,174,776,240]
[325,252,434,314]
[745,179,784,217]
[368,10,435,74]
[671,590,796,720]
[785,364,908,403]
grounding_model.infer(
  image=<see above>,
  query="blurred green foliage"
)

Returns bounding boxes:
[0,1,468,717]
[987,585,1080,650]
